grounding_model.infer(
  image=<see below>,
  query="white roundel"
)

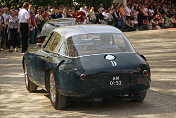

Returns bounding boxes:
[105,54,116,61]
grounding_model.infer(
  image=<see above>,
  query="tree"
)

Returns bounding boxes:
[0,0,113,9]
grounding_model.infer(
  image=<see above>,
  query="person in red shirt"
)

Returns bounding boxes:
[29,10,37,44]
[72,7,77,18]
[42,8,50,22]
[143,16,149,30]
[77,8,85,24]
[72,7,78,23]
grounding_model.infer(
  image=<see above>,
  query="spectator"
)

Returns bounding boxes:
[7,10,18,52]
[149,5,154,17]
[163,14,170,28]
[18,2,31,53]
[29,10,37,44]
[107,8,113,25]
[47,5,52,15]
[0,9,4,51]
[77,8,86,24]
[72,7,77,19]
[125,17,134,31]
[114,7,122,28]
[133,7,139,19]
[36,9,44,33]
[98,8,105,24]
[43,8,50,22]
[10,6,15,10]
[120,4,125,27]
[132,17,139,31]
[51,9,59,19]
[62,8,67,18]
[57,9,63,18]
[102,9,109,25]
[158,15,165,28]
[84,7,91,24]
[99,3,104,11]
[142,5,149,17]
[151,15,160,29]
[169,14,176,27]
[125,4,132,19]
[90,7,96,24]
[3,7,10,49]
[143,16,150,30]
[67,9,72,18]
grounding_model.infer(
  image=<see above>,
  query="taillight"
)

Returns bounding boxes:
[37,38,43,43]
[143,70,148,76]
[80,74,86,80]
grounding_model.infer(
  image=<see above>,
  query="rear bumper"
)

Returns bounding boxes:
[57,76,150,98]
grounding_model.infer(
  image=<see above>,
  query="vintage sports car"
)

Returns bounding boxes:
[23,25,151,109]
[37,18,76,45]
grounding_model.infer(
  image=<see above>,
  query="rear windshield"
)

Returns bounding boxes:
[60,33,135,57]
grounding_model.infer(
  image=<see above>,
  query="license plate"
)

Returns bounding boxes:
[109,76,122,86]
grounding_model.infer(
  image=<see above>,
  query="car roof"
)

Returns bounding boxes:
[53,25,123,38]
[48,18,76,26]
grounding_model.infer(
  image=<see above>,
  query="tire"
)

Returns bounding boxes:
[49,71,66,110]
[24,62,37,92]
[130,91,147,102]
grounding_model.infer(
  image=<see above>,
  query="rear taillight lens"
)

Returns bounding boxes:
[37,38,43,43]
[143,70,148,76]
[80,74,86,80]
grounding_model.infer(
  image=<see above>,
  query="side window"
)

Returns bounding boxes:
[59,37,79,57]
[41,32,54,48]
[67,37,79,57]
[44,33,61,52]
[59,41,68,56]
[50,34,61,52]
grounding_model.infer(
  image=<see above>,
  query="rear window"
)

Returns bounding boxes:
[59,33,135,57]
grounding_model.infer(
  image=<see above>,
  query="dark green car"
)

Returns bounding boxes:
[23,25,151,109]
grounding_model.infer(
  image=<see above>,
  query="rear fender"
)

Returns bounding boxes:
[45,60,65,92]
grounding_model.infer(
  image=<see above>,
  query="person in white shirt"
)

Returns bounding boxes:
[18,2,31,53]
[3,7,10,25]
[102,9,109,25]
[142,5,149,17]
[149,5,154,16]
[125,4,132,19]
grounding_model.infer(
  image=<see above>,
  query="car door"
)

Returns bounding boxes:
[34,32,62,87]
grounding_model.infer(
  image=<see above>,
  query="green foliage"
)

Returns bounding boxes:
[0,0,113,9]
[75,0,113,9]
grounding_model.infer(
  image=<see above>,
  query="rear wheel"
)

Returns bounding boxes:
[49,71,66,110]
[130,91,147,102]
[24,62,37,92]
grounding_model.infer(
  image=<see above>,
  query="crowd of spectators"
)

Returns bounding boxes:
[0,0,175,52]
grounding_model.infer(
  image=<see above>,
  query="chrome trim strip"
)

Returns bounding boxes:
[59,52,136,59]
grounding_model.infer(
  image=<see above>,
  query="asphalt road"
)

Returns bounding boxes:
[0,30,176,118]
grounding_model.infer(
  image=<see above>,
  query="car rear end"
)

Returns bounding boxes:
[57,53,151,99]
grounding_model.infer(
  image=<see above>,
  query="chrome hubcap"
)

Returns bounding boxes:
[50,73,56,103]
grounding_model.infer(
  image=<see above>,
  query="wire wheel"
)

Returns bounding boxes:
[50,72,57,103]
[49,71,67,109]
